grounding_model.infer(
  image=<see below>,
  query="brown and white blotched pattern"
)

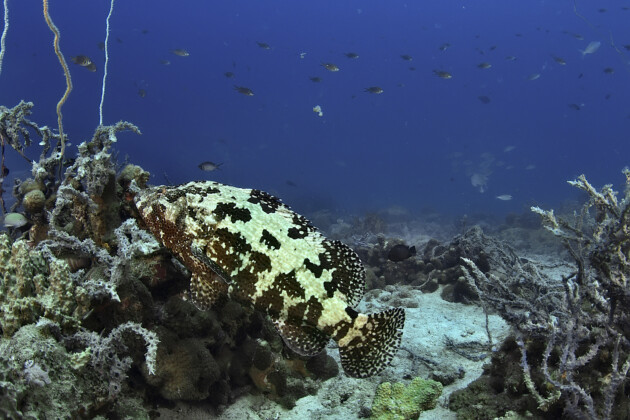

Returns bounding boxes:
[134,181,405,378]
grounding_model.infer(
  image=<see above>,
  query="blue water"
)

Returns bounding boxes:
[1,0,629,219]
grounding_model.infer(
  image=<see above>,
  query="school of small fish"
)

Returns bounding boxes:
[60,19,622,207]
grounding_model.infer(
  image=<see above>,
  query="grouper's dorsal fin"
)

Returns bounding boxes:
[272,319,331,356]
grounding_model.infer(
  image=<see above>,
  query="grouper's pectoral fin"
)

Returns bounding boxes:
[272,318,331,356]
[188,272,229,310]
[191,244,232,284]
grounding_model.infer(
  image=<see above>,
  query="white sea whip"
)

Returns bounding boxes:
[99,0,115,126]
[0,0,9,77]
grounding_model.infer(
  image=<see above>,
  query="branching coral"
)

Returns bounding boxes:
[48,122,140,246]
[0,233,91,336]
[74,321,159,388]
[462,169,630,419]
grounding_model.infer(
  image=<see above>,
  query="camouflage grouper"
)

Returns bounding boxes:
[134,181,405,378]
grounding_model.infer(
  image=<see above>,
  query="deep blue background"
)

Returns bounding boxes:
[1,0,629,219]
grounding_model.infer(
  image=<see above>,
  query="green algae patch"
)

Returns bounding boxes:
[371,377,442,420]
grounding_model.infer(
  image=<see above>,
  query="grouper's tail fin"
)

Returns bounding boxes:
[338,308,405,378]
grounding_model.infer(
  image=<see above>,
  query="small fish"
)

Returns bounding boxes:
[504,145,516,152]
[256,42,271,50]
[505,55,517,61]
[97,42,105,51]
[321,62,340,72]
[496,194,512,201]
[580,41,601,57]
[568,103,581,111]
[234,85,254,96]
[603,67,614,74]
[224,71,235,78]
[70,55,97,72]
[624,45,630,51]
[198,161,223,172]
[439,43,451,51]
[364,86,383,94]
[63,256,92,273]
[159,59,171,66]
[344,52,359,59]
[309,76,322,83]
[551,55,566,65]
[477,62,492,69]
[478,95,491,104]
[171,49,190,57]
[137,89,147,98]
[433,70,452,79]
[141,29,149,34]
[313,105,323,117]
[387,244,416,262]
[1,165,8,177]
[299,52,307,59]
[3,212,29,228]
[400,54,413,61]
[527,73,541,81]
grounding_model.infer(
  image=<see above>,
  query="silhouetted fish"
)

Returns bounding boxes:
[198,161,223,171]
[364,86,384,94]
[388,244,416,262]
[71,55,97,72]
[171,49,190,57]
[321,62,340,72]
[433,70,452,79]
[234,85,254,96]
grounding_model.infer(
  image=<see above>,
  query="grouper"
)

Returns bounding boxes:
[134,181,405,378]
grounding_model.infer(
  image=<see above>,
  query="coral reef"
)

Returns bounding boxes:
[1,100,348,416]
[351,225,531,302]
[0,233,90,336]
[458,170,630,419]
[370,376,442,420]
[448,337,551,419]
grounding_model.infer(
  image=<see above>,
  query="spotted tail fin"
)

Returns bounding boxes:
[338,308,405,378]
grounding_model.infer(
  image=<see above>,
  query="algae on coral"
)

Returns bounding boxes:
[370,377,442,420]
